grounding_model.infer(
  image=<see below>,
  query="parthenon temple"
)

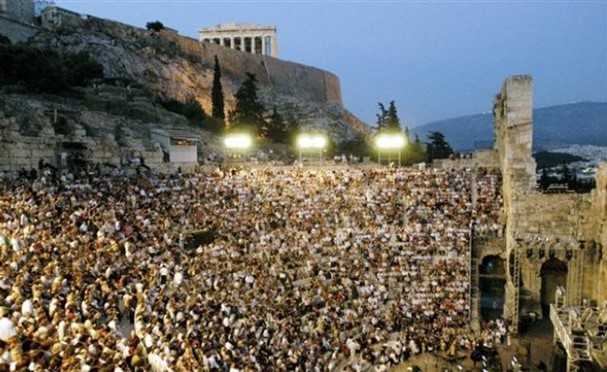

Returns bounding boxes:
[199,23,279,58]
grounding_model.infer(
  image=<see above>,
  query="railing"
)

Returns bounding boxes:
[550,288,597,372]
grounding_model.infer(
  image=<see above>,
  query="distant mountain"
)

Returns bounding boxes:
[410,102,607,152]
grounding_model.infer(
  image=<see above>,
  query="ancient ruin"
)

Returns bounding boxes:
[199,23,279,58]
[0,0,37,43]
[469,75,607,371]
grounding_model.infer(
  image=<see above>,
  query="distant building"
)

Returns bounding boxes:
[0,0,35,24]
[151,129,200,164]
[199,23,279,58]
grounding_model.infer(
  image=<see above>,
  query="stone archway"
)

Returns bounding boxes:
[540,258,568,318]
[479,255,506,320]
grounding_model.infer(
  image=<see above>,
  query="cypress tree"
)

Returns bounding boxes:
[386,101,401,132]
[211,55,225,120]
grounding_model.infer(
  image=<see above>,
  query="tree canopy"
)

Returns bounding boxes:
[146,21,165,32]
[426,131,454,161]
[0,45,103,93]
[266,106,290,143]
[229,73,266,135]
[211,55,225,120]
[376,101,401,132]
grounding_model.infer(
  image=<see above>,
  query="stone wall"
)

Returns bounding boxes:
[494,75,536,189]
[434,149,499,169]
[160,31,343,106]
[590,164,607,304]
[0,138,56,172]
[4,0,34,24]
[39,11,343,107]
[41,7,89,30]
[0,13,39,43]
[494,75,607,327]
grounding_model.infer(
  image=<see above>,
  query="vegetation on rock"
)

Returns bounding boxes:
[157,96,208,128]
[0,45,103,93]
[146,21,165,32]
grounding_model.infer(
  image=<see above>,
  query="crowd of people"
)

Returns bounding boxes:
[0,165,503,371]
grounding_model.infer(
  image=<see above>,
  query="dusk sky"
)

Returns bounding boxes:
[54,0,607,128]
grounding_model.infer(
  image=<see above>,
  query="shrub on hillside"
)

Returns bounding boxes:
[157,96,207,127]
[0,45,104,93]
[146,21,164,32]
[0,34,11,45]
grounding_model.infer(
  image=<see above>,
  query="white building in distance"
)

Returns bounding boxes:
[199,23,279,58]
[151,129,200,164]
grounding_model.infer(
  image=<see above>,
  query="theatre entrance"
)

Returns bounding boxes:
[479,255,506,320]
[540,258,568,318]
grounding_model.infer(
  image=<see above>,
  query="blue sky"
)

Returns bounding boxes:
[54,0,607,127]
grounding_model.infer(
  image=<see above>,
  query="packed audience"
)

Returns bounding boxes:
[0,165,503,371]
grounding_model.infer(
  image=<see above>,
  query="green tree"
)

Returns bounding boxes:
[183,96,207,126]
[211,55,225,120]
[0,34,10,45]
[385,101,401,132]
[376,102,388,130]
[65,51,103,86]
[146,21,165,32]
[335,133,370,158]
[426,131,453,162]
[403,134,426,165]
[0,45,105,92]
[376,100,401,132]
[559,164,571,185]
[539,167,551,190]
[229,72,266,135]
[266,106,289,143]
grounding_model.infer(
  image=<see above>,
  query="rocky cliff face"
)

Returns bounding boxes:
[30,14,369,140]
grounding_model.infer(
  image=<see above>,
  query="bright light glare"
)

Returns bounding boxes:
[297,134,327,149]
[375,134,405,149]
[224,134,252,149]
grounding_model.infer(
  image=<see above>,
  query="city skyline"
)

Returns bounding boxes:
[54,0,607,128]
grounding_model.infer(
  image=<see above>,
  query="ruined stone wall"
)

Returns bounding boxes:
[40,12,343,107]
[494,75,607,324]
[160,31,343,106]
[0,13,39,43]
[590,164,607,304]
[494,75,536,188]
[434,149,500,170]
[4,0,34,24]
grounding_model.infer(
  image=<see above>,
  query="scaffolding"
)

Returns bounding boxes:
[510,242,521,334]
[550,287,607,372]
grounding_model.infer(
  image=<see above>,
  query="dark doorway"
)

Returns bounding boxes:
[540,258,568,318]
[479,255,506,320]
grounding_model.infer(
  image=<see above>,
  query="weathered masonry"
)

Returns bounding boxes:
[199,23,279,58]
[0,0,35,24]
[0,0,37,43]
[489,76,607,371]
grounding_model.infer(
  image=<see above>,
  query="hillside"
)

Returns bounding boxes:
[27,9,369,140]
[411,102,607,151]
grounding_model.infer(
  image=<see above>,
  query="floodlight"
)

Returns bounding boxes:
[375,133,406,149]
[224,133,252,150]
[297,134,327,149]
